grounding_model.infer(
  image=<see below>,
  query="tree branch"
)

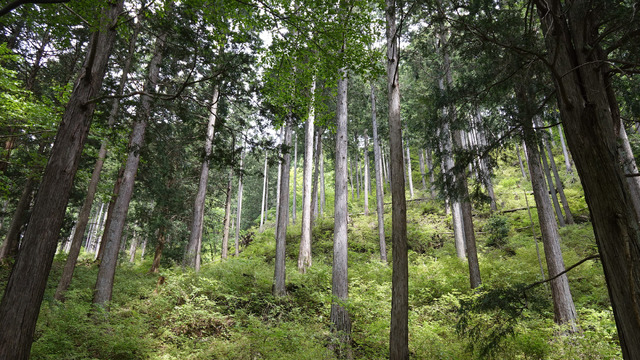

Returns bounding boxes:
[0,0,71,17]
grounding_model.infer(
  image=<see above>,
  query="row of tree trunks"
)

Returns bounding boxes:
[0,2,125,357]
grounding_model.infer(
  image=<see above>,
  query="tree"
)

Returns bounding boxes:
[0,1,124,356]
[386,0,408,357]
[184,84,219,270]
[93,29,167,308]
[370,82,387,262]
[298,77,315,273]
[273,118,292,297]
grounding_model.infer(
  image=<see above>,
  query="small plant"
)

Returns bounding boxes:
[486,215,510,248]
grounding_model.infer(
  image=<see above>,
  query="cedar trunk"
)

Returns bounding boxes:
[299,81,315,273]
[273,118,292,296]
[386,0,408,357]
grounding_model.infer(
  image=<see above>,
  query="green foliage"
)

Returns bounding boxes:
[485,214,510,248]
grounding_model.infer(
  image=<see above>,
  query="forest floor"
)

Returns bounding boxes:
[0,154,622,359]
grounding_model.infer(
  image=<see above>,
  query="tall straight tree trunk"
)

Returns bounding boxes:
[539,139,566,227]
[521,111,578,331]
[128,230,137,263]
[363,135,370,216]
[93,32,166,307]
[386,1,408,357]
[356,148,361,200]
[0,1,124,356]
[292,132,298,223]
[348,157,355,201]
[320,145,325,216]
[453,130,482,289]
[235,149,244,257]
[274,128,283,230]
[311,129,322,221]
[330,62,352,356]
[419,149,427,191]
[0,177,34,263]
[221,170,233,259]
[260,152,268,232]
[557,124,572,173]
[299,80,315,273]
[541,128,574,224]
[517,143,529,179]
[185,85,219,270]
[273,117,292,297]
[370,83,387,262]
[406,145,414,199]
[425,149,436,198]
[617,121,640,221]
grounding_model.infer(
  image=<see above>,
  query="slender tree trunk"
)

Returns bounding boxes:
[140,236,147,260]
[522,113,578,331]
[539,139,566,227]
[221,171,232,259]
[260,152,268,232]
[406,145,414,199]
[235,149,244,257]
[292,132,298,223]
[93,32,166,308]
[330,62,352,356]
[0,177,34,264]
[348,156,355,201]
[185,85,219,270]
[557,124,572,173]
[273,117,292,297]
[617,121,640,221]
[320,145,325,217]
[0,2,124,356]
[516,144,528,179]
[386,2,408,357]
[128,230,137,263]
[355,148,361,200]
[419,149,427,191]
[370,83,387,262]
[363,135,370,216]
[425,149,436,198]
[274,128,283,230]
[299,81,315,273]
[541,125,574,224]
[311,129,322,222]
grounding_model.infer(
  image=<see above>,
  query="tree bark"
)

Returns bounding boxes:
[292,132,298,223]
[363,135,370,216]
[128,230,137,263]
[221,170,233,259]
[93,31,166,307]
[406,145,414,199]
[311,128,322,222]
[539,137,566,227]
[0,177,34,264]
[0,1,124,357]
[516,143,528,179]
[149,227,165,274]
[319,144,325,217]
[370,83,387,262]
[617,121,640,221]
[260,152,268,232]
[419,149,427,191]
[386,1,408,357]
[331,62,352,355]
[185,85,219,270]
[299,80,315,273]
[235,148,244,257]
[273,117,292,297]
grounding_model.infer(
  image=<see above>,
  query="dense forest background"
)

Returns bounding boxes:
[0,0,639,359]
